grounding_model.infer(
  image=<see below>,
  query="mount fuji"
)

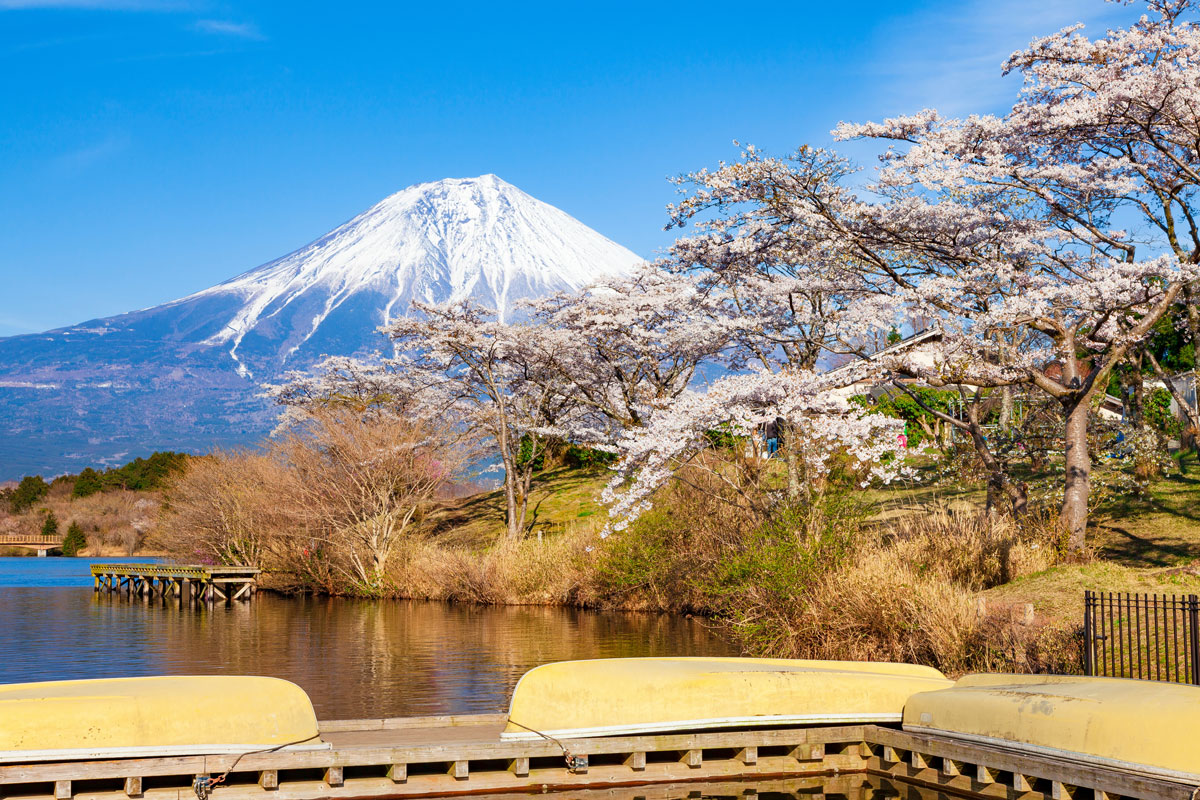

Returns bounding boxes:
[0,175,641,478]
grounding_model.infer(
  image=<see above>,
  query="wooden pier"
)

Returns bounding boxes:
[89,564,260,604]
[0,716,1194,800]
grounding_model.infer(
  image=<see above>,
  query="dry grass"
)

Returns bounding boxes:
[384,520,600,604]
[983,560,1200,624]
[722,508,1079,675]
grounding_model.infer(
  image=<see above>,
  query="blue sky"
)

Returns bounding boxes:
[0,0,1131,337]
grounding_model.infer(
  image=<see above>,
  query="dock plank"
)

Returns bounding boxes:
[2,716,1194,800]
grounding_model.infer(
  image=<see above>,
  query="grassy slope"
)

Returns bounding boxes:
[429,467,611,547]
[866,453,1200,626]
[443,457,1200,627]
[983,561,1200,623]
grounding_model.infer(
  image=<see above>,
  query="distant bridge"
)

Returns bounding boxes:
[0,534,62,556]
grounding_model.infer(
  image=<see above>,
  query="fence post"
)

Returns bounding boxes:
[1185,594,1195,690]
[1083,590,1095,677]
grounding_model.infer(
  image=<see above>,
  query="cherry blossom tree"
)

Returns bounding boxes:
[659,0,1200,552]
[383,302,579,541]
[602,367,911,533]
[523,265,734,444]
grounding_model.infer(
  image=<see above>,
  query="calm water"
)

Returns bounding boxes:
[0,557,735,720]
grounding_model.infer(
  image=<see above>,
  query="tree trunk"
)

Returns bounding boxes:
[781,420,803,503]
[1061,399,1091,554]
[500,451,522,541]
[966,417,1027,518]
[999,386,1014,428]
[997,331,1015,428]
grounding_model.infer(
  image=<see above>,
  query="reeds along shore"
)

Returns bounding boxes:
[154,438,1083,678]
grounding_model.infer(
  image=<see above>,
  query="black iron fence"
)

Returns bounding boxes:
[1084,590,1200,683]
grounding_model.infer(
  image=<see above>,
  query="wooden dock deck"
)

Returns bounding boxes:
[0,716,1193,800]
[89,564,260,604]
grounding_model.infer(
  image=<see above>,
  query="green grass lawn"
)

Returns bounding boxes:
[429,466,610,547]
[1089,451,1200,566]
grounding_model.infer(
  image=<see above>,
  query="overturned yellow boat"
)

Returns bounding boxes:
[0,676,328,763]
[903,673,1200,782]
[502,657,951,740]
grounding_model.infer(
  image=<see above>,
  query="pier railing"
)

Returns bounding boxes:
[1083,590,1200,684]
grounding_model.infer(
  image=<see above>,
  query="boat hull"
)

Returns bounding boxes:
[502,657,951,740]
[903,673,1200,782]
[0,676,327,763]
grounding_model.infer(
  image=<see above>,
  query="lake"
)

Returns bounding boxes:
[1,558,965,799]
[0,556,735,720]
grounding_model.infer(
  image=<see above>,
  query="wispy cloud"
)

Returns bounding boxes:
[860,0,1131,117]
[192,18,263,40]
[49,133,129,175]
[0,0,187,9]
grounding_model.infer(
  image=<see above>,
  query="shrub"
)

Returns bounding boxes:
[716,507,1067,674]
[160,410,478,594]
[563,444,617,469]
[1145,388,1183,437]
[62,521,88,557]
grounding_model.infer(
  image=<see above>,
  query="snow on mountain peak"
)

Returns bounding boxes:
[184,174,642,376]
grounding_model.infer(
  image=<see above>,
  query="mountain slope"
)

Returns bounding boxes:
[0,175,641,478]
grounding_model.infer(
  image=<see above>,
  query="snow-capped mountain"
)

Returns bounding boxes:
[0,175,641,478]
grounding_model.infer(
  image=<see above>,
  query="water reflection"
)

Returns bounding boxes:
[0,587,735,719]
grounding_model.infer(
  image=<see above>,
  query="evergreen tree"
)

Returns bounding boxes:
[61,521,88,557]
[10,476,49,513]
[71,468,104,499]
[40,511,59,538]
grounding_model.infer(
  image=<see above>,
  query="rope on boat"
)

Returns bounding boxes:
[504,718,587,773]
[192,735,323,800]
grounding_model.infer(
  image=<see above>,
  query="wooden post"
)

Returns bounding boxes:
[449,760,469,780]
[625,751,646,771]
[123,776,142,798]
[258,770,278,790]
[791,743,823,761]
[1012,773,1031,792]
[386,764,407,783]
[1051,781,1076,799]
[736,746,757,765]
[680,749,702,768]
[976,764,998,783]
[323,766,343,787]
[910,750,928,770]
[509,757,529,777]
[54,780,71,799]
